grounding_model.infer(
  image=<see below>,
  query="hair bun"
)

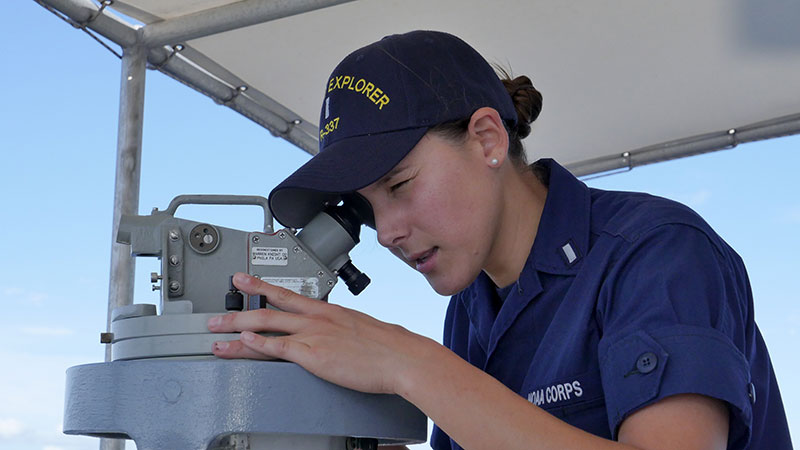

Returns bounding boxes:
[500,74,542,139]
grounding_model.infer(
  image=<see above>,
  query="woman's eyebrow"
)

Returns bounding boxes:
[380,164,409,184]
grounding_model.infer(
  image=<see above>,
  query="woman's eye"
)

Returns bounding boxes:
[390,179,410,192]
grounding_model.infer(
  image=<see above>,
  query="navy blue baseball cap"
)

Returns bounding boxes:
[269,30,518,228]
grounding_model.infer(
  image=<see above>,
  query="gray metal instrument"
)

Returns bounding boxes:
[62,195,426,450]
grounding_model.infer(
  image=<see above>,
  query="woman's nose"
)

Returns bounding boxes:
[375,207,407,249]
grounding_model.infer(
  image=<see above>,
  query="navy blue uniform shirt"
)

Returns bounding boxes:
[430,159,791,449]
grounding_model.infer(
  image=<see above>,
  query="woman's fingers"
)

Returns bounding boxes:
[208,272,418,394]
[212,332,313,363]
[211,333,311,362]
[208,307,309,334]
[231,272,325,314]
[208,273,337,364]
[208,272,338,334]
[211,337,274,360]
[239,331,313,362]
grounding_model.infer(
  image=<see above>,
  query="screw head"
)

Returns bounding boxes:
[317,271,324,277]
[169,230,180,241]
[169,255,180,266]
[327,280,334,287]
[252,235,260,243]
[169,281,181,292]
[278,231,286,239]
[293,246,301,253]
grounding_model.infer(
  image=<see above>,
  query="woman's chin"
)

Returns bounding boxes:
[425,273,473,297]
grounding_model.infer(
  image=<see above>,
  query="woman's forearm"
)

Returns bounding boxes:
[394,338,632,450]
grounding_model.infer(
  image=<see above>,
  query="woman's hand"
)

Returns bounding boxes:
[207,272,435,395]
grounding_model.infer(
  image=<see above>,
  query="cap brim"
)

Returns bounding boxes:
[269,126,429,228]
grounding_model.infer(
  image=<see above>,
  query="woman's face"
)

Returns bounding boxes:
[358,131,503,296]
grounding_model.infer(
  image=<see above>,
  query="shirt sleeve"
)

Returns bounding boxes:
[430,423,453,450]
[596,223,753,445]
[429,298,456,450]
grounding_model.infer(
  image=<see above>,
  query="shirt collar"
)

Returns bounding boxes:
[457,159,590,349]
[529,158,591,275]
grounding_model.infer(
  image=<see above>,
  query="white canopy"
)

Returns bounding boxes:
[41,0,800,175]
[72,0,800,176]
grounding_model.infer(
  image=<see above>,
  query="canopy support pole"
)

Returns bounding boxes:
[568,112,800,178]
[147,46,318,153]
[100,44,147,450]
[141,0,355,47]
[37,0,319,155]
[34,0,137,46]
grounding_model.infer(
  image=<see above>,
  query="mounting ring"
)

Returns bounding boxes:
[73,0,114,31]
[188,223,220,254]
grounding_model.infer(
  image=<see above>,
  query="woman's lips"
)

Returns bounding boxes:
[414,247,438,273]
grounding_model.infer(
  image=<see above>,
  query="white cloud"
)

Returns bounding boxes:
[20,327,75,337]
[0,418,24,438]
[1,287,48,306]
[681,189,712,208]
[0,353,100,449]
[43,446,64,450]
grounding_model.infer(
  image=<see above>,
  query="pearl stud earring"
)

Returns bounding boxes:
[490,158,499,166]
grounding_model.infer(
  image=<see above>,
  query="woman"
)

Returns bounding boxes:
[207,31,791,449]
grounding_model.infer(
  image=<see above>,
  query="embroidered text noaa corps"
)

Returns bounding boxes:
[527,380,583,406]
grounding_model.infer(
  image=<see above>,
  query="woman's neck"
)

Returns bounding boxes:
[483,168,548,288]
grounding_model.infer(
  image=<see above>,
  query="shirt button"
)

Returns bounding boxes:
[748,382,757,404]
[636,352,658,374]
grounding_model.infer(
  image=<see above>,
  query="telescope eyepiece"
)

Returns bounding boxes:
[338,260,371,295]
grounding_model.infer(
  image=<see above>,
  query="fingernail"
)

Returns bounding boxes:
[208,316,222,328]
[214,341,229,351]
[233,272,251,285]
[241,331,255,342]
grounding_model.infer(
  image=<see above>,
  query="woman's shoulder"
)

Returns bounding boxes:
[588,188,716,244]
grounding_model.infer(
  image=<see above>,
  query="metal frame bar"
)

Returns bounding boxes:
[175,45,320,142]
[105,44,146,361]
[100,44,147,450]
[148,46,318,153]
[141,0,355,47]
[36,0,137,46]
[37,0,320,154]
[567,113,800,177]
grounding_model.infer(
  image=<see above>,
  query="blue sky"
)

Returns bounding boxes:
[1,2,797,449]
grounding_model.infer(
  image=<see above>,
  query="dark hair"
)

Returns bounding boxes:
[429,69,542,169]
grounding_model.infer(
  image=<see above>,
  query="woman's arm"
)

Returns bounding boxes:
[395,338,728,450]
[209,273,728,450]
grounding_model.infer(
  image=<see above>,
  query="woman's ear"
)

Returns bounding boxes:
[469,107,509,168]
